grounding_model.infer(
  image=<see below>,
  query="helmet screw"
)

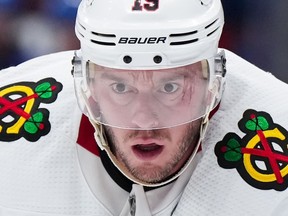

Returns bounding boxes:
[123,55,132,64]
[153,55,162,64]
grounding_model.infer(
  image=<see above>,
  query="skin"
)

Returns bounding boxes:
[104,119,202,183]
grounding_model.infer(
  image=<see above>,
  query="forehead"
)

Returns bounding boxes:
[88,60,208,80]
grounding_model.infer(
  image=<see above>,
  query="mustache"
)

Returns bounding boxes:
[123,129,172,143]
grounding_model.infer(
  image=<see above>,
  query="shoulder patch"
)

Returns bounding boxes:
[215,109,288,191]
[0,78,63,142]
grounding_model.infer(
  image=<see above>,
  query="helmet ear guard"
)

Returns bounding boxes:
[212,50,227,105]
[71,50,93,117]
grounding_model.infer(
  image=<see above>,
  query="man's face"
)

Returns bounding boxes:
[104,120,201,183]
[87,61,208,183]
[88,61,209,130]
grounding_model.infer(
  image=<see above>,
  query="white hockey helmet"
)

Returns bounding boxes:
[75,0,224,69]
[73,0,226,128]
[73,0,226,186]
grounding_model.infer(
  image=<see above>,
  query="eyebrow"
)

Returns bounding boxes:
[100,72,126,82]
[99,70,193,84]
[157,70,194,82]
[155,75,185,85]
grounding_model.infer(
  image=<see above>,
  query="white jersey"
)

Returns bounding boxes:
[0,50,288,216]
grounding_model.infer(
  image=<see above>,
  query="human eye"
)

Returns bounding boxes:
[111,82,132,94]
[159,82,180,94]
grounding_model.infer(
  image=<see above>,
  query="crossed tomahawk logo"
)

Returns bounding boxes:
[0,78,62,142]
[215,109,288,191]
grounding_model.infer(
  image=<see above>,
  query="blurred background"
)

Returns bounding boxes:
[0,0,288,83]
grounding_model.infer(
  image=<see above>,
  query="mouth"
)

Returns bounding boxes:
[132,143,164,161]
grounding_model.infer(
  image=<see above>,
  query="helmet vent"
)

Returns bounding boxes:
[205,19,218,29]
[91,31,116,38]
[207,27,220,37]
[76,21,85,38]
[77,31,84,39]
[78,22,86,30]
[170,38,199,46]
[169,18,221,46]
[90,40,116,46]
[169,30,198,46]
[170,30,198,37]
[90,31,116,46]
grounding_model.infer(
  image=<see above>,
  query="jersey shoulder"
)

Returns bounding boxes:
[0,51,109,215]
[0,51,79,143]
[0,50,75,85]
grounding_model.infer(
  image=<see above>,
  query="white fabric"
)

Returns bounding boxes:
[0,50,288,215]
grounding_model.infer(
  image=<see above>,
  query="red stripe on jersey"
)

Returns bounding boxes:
[77,115,100,157]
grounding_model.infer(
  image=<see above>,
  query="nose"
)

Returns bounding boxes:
[130,94,159,129]
[131,110,159,129]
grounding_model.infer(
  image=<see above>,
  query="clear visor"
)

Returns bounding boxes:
[76,59,213,130]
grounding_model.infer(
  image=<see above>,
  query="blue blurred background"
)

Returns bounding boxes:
[0,0,288,83]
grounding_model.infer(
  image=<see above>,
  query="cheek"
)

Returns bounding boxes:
[170,122,200,148]
[107,128,127,148]
[168,126,188,145]
[99,100,126,125]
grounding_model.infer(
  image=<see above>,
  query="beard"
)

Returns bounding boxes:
[104,120,202,184]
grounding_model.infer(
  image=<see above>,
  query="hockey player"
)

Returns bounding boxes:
[1,0,288,215]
